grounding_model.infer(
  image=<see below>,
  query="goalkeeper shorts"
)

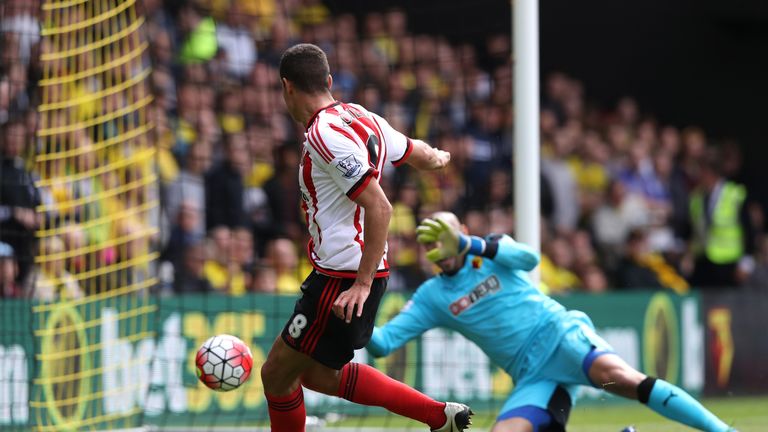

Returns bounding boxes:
[497,322,614,424]
[281,270,388,369]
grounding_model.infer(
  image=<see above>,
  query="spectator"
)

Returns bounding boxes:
[686,149,754,288]
[541,126,579,234]
[177,3,218,65]
[34,236,83,301]
[215,2,257,79]
[0,0,40,66]
[570,229,599,269]
[391,225,429,293]
[202,226,246,295]
[250,263,277,293]
[568,130,610,217]
[0,118,40,284]
[615,229,689,293]
[488,207,514,237]
[149,28,175,71]
[487,169,514,210]
[165,142,210,236]
[230,226,255,288]
[59,223,87,276]
[540,237,581,293]
[294,0,331,28]
[264,238,300,294]
[262,143,303,242]
[579,264,608,293]
[170,82,202,160]
[592,180,650,272]
[650,148,688,251]
[0,241,20,298]
[205,133,247,230]
[4,62,30,115]
[173,241,214,294]
[390,181,419,235]
[102,217,151,292]
[615,140,660,202]
[0,78,11,124]
[162,201,204,271]
[217,88,246,135]
[464,105,505,208]
[679,127,708,188]
[243,123,276,249]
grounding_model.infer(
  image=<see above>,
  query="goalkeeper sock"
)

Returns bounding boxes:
[266,386,306,432]
[638,377,731,432]
[337,362,447,429]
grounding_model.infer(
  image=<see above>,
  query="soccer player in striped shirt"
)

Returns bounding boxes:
[260,43,472,432]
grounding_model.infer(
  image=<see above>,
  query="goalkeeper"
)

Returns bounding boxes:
[367,212,737,432]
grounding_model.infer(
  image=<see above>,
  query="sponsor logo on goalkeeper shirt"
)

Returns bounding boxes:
[449,275,501,316]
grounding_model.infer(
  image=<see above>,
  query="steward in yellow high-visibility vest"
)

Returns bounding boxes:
[688,151,754,288]
[690,181,746,265]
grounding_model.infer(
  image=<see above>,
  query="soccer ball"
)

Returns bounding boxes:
[195,334,253,391]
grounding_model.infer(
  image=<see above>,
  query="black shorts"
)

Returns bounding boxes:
[281,270,388,370]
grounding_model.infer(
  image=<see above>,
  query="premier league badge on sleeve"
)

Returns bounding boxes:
[335,154,363,178]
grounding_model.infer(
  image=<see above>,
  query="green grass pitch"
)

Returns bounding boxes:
[327,395,768,431]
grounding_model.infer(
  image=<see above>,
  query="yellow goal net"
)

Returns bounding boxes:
[30,0,157,430]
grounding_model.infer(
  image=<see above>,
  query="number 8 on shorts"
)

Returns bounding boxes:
[288,314,307,338]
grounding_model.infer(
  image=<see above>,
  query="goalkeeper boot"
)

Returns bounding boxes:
[432,402,473,432]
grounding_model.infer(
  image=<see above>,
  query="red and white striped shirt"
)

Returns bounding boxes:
[299,101,413,278]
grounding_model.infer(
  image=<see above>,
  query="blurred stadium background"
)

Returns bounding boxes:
[1,0,768,430]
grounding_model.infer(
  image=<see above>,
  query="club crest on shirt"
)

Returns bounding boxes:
[342,106,366,121]
[339,111,354,124]
[449,275,501,316]
[335,154,362,178]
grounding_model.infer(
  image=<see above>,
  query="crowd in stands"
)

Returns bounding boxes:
[2,0,767,300]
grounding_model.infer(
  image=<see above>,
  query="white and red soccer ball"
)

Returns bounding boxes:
[195,334,253,391]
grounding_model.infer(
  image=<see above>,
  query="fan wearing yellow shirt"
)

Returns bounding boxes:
[265,238,301,294]
[202,226,246,295]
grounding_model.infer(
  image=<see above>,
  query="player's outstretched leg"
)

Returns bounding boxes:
[338,363,472,431]
[637,377,737,432]
[588,353,736,432]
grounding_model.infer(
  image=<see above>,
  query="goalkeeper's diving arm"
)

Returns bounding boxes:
[464,234,540,271]
[367,292,436,358]
[417,215,540,271]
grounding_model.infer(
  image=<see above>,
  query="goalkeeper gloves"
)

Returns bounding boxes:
[416,218,471,262]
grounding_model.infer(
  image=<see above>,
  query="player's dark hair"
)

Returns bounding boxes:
[279,43,331,94]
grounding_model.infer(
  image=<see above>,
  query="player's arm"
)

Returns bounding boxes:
[367,290,437,357]
[404,139,450,171]
[332,178,391,323]
[369,111,449,171]
[418,219,540,271]
[482,235,540,271]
